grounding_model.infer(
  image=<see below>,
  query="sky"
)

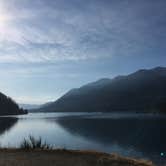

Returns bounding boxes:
[0,0,166,104]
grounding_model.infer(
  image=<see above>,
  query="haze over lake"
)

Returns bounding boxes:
[0,112,165,165]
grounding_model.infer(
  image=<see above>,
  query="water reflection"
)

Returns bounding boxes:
[0,113,165,165]
[0,117,18,135]
[56,116,166,164]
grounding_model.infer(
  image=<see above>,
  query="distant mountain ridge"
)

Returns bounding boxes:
[19,104,40,110]
[36,67,166,113]
[0,92,27,115]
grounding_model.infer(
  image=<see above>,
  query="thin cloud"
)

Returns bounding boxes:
[0,0,166,63]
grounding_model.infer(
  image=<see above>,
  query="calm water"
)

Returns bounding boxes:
[0,112,166,165]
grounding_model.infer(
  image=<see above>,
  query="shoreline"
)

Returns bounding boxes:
[0,148,154,166]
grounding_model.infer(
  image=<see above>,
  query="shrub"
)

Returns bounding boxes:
[20,136,52,150]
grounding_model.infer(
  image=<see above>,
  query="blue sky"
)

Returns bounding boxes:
[0,0,166,104]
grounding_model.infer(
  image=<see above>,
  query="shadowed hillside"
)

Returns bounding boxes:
[36,67,166,113]
[0,92,27,115]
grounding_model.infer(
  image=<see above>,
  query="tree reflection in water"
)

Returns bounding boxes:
[0,117,18,135]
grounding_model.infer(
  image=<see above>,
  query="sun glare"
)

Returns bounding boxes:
[0,1,14,37]
[0,14,7,22]
[0,16,7,36]
[0,10,9,33]
[0,9,17,41]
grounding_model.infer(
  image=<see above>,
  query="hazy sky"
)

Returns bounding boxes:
[0,0,166,104]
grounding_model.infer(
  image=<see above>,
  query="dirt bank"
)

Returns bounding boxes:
[0,149,154,166]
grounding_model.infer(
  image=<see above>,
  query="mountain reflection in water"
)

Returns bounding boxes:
[55,115,166,164]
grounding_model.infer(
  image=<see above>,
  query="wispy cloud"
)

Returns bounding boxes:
[0,0,165,64]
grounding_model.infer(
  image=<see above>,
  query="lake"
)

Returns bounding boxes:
[0,112,165,165]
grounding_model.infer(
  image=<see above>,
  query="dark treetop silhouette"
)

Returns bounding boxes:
[0,92,27,115]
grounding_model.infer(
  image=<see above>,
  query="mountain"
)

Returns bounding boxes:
[36,67,166,113]
[19,104,40,110]
[28,101,54,112]
[0,92,27,115]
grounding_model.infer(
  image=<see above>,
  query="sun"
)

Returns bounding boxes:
[0,2,9,25]
[0,14,8,22]
[0,7,10,31]
[0,1,13,36]
[0,15,8,34]
[0,10,15,40]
